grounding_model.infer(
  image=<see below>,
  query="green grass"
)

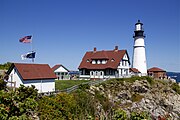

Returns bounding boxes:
[55,80,90,90]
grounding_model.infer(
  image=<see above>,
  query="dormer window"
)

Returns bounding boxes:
[87,59,90,62]
[102,60,107,64]
[97,60,101,64]
[92,60,96,64]
[91,59,107,64]
[111,58,115,62]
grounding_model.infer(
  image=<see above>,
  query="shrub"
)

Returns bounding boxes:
[0,85,38,119]
[130,111,151,120]
[171,83,180,94]
[38,92,77,120]
[79,83,90,90]
[0,79,7,90]
[142,76,154,85]
[112,109,127,120]
[73,90,95,119]
[94,90,112,112]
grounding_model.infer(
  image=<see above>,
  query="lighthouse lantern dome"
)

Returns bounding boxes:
[133,20,145,38]
[135,20,143,31]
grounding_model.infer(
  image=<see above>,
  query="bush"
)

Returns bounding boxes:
[171,83,180,94]
[142,76,154,85]
[94,90,112,114]
[112,109,127,120]
[78,83,90,90]
[73,90,95,119]
[0,85,38,119]
[38,92,77,120]
[0,79,7,90]
[130,111,151,120]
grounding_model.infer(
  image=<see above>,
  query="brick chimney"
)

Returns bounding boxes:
[93,47,97,53]
[114,46,118,51]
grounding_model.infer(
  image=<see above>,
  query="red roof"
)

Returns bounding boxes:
[148,67,166,72]
[52,64,62,71]
[129,68,140,73]
[8,63,56,80]
[78,49,128,69]
[52,64,69,72]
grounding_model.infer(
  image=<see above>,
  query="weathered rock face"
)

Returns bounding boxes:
[88,79,180,120]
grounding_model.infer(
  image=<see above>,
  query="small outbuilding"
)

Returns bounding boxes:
[52,64,70,80]
[7,63,56,93]
[129,68,141,76]
[148,67,167,79]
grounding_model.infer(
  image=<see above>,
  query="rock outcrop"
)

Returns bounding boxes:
[88,78,180,119]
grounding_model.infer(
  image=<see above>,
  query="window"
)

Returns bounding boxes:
[14,68,16,74]
[111,58,115,62]
[119,61,122,66]
[126,69,128,75]
[97,60,101,64]
[100,71,103,76]
[92,60,96,64]
[87,59,90,62]
[90,71,93,76]
[102,60,106,64]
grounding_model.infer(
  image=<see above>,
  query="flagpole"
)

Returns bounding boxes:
[31,35,34,63]
[20,35,35,62]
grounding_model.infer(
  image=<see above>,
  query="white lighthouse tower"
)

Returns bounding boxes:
[132,20,147,76]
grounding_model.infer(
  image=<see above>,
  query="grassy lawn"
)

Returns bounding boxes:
[55,80,90,90]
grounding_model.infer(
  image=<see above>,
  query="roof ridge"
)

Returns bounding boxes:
[87,49,126,53]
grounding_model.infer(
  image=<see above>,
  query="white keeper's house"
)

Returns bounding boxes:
[78,46,131,79]
[7,63,56,93]
[52,64,70,80]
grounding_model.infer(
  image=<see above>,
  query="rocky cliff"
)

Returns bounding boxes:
[88,77,180,119]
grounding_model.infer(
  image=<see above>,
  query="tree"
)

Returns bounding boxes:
[0,62,12,70]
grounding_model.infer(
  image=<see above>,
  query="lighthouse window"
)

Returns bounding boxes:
[136,24,141,30]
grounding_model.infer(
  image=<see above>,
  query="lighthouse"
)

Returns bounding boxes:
[132,20,147,76]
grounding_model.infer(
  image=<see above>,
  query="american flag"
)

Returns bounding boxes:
[19,35,32,43]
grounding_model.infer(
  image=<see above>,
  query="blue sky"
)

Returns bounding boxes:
[0,0,179,72]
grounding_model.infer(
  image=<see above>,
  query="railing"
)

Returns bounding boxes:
[39,79,106,96]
